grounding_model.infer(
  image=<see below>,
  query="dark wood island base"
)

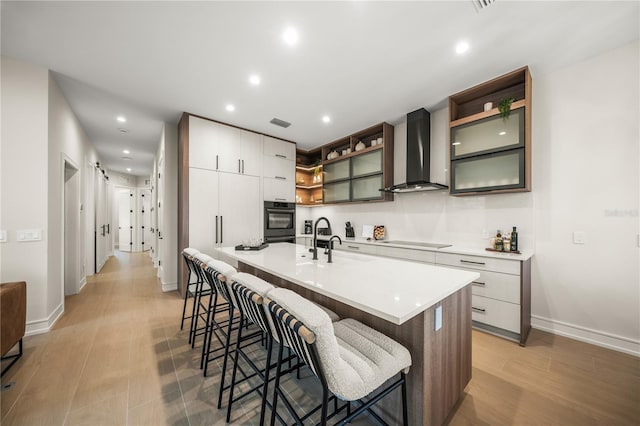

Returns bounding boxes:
[239,262,472,425]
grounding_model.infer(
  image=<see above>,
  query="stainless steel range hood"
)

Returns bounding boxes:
[381,108,448,193]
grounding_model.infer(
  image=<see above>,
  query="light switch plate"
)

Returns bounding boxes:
[16,229,42,242]
[573,231,586,245]
[0,230,6,243]
[435,305,443,331]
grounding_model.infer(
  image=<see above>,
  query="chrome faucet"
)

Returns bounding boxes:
[312,217,331,260]
[327,235,342,263]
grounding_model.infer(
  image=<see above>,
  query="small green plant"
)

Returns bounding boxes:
[498,97,516,120]
[313,160,321,177]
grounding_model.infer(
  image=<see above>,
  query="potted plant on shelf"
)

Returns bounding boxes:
[498,97,516,120]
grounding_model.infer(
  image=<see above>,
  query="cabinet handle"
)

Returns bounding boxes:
[347,245,360,250]
[472,307,486,313]
[275,154,286,159]
[242,160,245,174]
[220,216,223,244]
[460,259,485,266]
[238,159,241,173]
[216,155,219,170]
[472,281,486,287]
[275,176,286,180]
[215,215,218,244]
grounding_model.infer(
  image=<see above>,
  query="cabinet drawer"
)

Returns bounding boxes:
[436,252,520,275]
[263,177,295,202]
[338,242,378,255]
[471,295,520,334]
[380,246,435,263]
[263,155,295,181]
[263,136,296,161]
[470,270,520,304]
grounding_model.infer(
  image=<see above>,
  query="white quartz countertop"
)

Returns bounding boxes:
[295,234,533,261]
[217,243,479,325]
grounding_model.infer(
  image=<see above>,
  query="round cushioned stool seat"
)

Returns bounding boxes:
[332,318,411,401]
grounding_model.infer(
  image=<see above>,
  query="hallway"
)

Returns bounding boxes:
[1,252,224,425]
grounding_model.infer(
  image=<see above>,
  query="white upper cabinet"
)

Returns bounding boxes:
[263,177,295,202]
[189,116,262,176]
[240,131,262,176]
[263,155,295,181]
[189,116,219,170]
[215,123,242,174]
[263,136,296,161]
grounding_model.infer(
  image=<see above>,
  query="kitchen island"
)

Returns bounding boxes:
[217,243,480,425]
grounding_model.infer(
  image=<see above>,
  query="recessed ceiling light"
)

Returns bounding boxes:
[226,104,235,112]
[452,142,461,146]
[126,168,132,172]
[116,116,127,123]
[249,74,261,85]
[118,128,128,133]
[123,149,130,154]
[455,41,469,54]
[282,27,299,46]
[322,115,331,123]
[499,131,506,136]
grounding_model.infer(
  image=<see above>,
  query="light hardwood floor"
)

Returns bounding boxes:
[1,251,638,425]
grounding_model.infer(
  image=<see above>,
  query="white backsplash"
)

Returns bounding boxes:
[297,189,534,251]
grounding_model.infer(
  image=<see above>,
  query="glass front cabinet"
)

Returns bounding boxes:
[449,66,532,195]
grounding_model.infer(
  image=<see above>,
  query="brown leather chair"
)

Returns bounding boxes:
[1,281,26,376]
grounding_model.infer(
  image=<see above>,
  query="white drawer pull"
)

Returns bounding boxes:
[472,281,486,287]
[461,259,486,266]
[472,307,486,313]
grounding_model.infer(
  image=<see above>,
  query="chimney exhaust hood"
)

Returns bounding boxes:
[381,108,448,193]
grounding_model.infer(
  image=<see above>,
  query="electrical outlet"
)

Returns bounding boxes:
[435,305,443,331]
[0,230,7,243]
[573,231,586,245]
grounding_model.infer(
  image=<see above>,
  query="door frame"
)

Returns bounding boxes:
[61,154,80,300]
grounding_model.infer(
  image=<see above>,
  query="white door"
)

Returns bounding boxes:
[189,167,220,256]
[118,189,133,252]
[140,189,151,252]
[219,173,261,247]
[240,131,262,176]
[95,171,110,272]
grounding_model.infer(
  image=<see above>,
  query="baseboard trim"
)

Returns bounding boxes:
[78,276,87,292]
[531,315,640,356]
[161,280,177,292]
[25,302,64,336]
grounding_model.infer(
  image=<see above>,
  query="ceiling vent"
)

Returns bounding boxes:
[473,0,496,12]
[270,118,291,128]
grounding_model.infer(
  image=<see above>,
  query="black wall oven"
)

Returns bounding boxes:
[264,201,296,243]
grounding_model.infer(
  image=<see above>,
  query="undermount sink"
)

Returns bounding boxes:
[380,240,452,249]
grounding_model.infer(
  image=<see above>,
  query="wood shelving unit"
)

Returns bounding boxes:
[449,66,532,196]
[295,149,323,205]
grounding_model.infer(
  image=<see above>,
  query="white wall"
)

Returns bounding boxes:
[1,56,103,334]
[300,41,639,355]
[155,123,178,291]
[1,57,51,332]
[48,73,99,309]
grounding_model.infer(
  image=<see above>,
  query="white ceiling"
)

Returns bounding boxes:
[2,1,638,176]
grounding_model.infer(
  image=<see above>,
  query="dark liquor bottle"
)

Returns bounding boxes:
[511,226,518,252]
[495,230,503,251]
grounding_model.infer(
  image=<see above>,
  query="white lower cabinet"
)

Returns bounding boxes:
[435,251,530,345]
[189,167,261,257]
[471,295,521,334]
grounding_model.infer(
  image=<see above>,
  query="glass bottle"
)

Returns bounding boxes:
[511,226,518,252]
[495,230,503,251]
